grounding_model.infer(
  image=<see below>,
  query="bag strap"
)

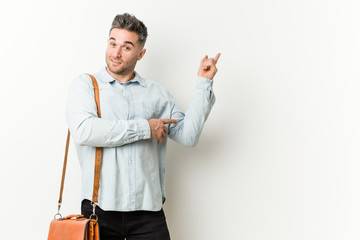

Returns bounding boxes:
[88,74,102,203]
[56,74,102,217]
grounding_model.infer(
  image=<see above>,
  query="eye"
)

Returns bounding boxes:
[123,46,131,51]
[110,42,116,47]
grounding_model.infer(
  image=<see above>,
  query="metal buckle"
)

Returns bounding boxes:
[54,203,63,219]
[89,202,98,221]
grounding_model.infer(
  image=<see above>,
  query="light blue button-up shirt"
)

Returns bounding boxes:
[66,67,215,211]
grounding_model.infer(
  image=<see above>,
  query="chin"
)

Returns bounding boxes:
[107,64,123,75]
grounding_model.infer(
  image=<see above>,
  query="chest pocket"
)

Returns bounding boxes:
[136,97,171,120]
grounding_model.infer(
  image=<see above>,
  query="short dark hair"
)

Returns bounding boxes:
[110,13,148,46]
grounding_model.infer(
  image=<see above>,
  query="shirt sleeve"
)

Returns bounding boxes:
[66,74,151,147]
[167,76,216,147]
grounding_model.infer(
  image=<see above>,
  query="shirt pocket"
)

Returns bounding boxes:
[140,99,165,119]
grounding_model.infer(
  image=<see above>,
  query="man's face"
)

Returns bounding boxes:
[105,28,146,76]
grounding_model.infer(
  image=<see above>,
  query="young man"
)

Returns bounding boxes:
[66,13,220,240]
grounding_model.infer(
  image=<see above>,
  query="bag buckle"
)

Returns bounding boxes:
[89,202,98,221]
[54,203,63,219]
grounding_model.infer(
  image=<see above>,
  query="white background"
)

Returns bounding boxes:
[1,0,359,239]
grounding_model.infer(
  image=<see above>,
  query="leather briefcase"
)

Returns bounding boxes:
[48,74,102,240]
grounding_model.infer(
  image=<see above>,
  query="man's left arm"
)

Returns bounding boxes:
[167,53,221,147]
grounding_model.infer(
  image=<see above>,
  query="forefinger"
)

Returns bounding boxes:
[161,119,178,124]
[214,53,221,64]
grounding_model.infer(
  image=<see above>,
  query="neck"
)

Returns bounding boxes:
[106,68,135,83]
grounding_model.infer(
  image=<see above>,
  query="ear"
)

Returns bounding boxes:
[138,48,146,61]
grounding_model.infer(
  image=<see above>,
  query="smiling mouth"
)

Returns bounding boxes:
[111,59,122,65]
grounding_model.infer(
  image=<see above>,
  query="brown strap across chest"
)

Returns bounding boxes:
[57,74,103,207]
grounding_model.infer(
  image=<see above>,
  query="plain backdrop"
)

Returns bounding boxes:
[1,0,359,239]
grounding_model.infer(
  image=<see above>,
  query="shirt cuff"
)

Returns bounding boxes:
[136,118,151,139]
[196,76,214,85]
[196,76,215,103]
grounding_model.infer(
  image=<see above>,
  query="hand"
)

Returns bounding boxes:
[148,118,178,144]
[197,53,221,80]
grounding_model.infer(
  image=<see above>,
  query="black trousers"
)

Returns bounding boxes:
[81,199,171,240]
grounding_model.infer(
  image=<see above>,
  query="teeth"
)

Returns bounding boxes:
[112,59,120,64]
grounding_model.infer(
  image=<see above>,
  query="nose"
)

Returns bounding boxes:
[112,46,122,58]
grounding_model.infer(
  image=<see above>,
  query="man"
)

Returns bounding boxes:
[66,13,220,240]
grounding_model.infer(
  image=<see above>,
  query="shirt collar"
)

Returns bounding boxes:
[99,66,146,87]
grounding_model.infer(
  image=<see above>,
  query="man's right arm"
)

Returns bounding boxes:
[66,74,151,147]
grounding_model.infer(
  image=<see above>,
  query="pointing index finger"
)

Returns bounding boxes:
[160,119,178,124]
[214,53,221,64]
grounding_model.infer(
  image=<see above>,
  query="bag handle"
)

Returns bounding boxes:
[56,74,102,218]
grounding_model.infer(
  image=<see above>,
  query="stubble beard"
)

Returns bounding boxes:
[106,57,137,76]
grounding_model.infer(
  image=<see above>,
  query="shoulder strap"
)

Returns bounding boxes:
[57,74,103,211]
[88,74,102,203]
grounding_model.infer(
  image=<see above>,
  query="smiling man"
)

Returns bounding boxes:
[66,13,220,240]
[106,28,145,81]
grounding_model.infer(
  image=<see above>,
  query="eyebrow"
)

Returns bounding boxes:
[109,37,134,47]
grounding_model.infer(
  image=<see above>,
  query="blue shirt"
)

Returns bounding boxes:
[66,67,215,211]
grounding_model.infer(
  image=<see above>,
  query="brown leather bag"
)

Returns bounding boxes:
[48,74,102,240]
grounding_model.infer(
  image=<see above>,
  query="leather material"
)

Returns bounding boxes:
[92,147,102,202]
[64,214,85,220]
[58,130,70,204]
[48,74,102,240]
[88,74,102,203]
[48,217,100,240]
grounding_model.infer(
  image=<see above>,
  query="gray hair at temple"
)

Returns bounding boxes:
[110,13,148,47]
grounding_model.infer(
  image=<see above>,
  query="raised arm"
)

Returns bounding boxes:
[168,53,221,147]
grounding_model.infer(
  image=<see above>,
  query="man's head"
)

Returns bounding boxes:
[110,13,148,47]
[106,13,148,79]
